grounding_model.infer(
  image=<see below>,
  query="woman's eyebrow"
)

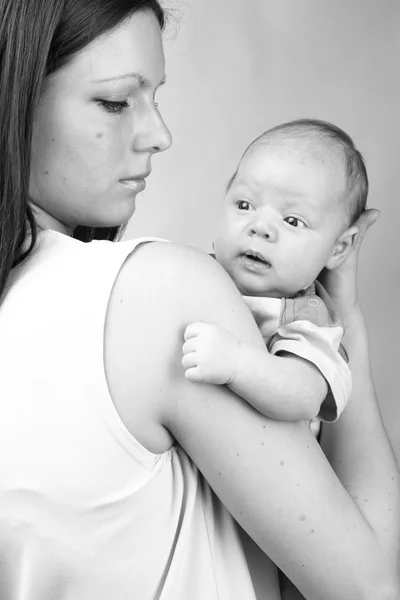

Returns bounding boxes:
[92,72,166,89]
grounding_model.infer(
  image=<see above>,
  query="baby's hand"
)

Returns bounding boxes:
[182,322,240,385]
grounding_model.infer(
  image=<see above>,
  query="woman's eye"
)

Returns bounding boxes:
[237,200,251,211]
[96,99,129,115]
[284,216,306,228]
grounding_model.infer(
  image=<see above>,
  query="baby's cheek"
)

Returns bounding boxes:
[283,251,316,289]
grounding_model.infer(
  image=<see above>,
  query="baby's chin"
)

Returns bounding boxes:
[234,279,283,298]
[243,290,284,298]
[234,275,308,298]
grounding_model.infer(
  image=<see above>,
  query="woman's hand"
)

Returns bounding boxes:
[318,207,400,594]
[318,209,380,327]
[116,241,399,599]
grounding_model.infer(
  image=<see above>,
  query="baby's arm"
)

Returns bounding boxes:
[182,322,327,421]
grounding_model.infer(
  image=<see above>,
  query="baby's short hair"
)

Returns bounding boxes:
[227,119,368,225]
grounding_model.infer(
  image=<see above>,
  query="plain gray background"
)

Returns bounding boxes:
[126,1,400,464]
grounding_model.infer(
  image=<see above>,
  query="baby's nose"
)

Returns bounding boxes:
[249,218,275,240]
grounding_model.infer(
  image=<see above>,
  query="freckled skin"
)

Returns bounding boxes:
[29,12,171,231]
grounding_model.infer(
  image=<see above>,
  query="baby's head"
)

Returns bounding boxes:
[213,119,368,298]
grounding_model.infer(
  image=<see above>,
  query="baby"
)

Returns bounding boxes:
[182,119,368,435]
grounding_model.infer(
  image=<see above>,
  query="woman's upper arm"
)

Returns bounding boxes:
[115,242,397,600]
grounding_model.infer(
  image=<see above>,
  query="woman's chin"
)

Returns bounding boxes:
[80,205,135,229]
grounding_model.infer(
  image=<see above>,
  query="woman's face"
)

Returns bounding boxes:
[30,10,172,233]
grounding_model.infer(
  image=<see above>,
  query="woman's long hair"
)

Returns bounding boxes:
[0,0,166,300]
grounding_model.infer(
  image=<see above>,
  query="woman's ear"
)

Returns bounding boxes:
[325,225,359,270]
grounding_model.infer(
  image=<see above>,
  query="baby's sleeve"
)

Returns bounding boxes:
[268,285,351,422]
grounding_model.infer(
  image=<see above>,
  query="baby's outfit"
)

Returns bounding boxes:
[243,281,351,438]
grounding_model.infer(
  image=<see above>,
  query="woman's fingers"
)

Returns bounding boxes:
[353,208,380,251]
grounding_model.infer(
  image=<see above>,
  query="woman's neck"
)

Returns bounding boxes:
[31,204,72,236]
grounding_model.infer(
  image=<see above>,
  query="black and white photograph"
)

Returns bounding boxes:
[0,1,399,598]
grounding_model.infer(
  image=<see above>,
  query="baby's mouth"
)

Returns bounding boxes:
[241,250,271,270]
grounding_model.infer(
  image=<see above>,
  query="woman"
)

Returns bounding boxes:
[0,1,398,599]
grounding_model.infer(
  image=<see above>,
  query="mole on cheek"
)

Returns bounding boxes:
[96,132,104,139]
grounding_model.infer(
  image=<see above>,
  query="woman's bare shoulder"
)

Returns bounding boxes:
[121,241,226,285]
[104,240,263,452]
[115,240,254,326]
[104,241,218,452]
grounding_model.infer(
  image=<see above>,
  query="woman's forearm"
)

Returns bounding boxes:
[170,310,398,596]
[137,244,399,600]
[277,306,400,600]
[320,305,400,562]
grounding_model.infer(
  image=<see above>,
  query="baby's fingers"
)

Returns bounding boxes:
[182,338,198,355]
[182,352,198,371]
[184,367,205,383]
[184,322,206,341]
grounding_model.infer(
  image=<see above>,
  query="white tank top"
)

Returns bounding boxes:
[0,229,259,600]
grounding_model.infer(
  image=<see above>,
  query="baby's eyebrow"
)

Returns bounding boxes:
[275,186,306,199]
[93,73,167,89]
[284,201,320,223]
[283,196,313,210]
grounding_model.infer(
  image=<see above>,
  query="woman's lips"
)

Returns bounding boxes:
[120,178,146,193]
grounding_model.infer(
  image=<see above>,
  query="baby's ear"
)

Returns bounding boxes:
[325,225,359,270]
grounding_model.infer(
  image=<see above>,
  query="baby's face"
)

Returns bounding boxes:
[214,142,347,298]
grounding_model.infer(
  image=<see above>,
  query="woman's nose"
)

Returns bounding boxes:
[133,106,172,154]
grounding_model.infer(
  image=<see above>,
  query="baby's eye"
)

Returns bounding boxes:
[96,99,129,115]
[236,200,252,211]
[284,216,306,228]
